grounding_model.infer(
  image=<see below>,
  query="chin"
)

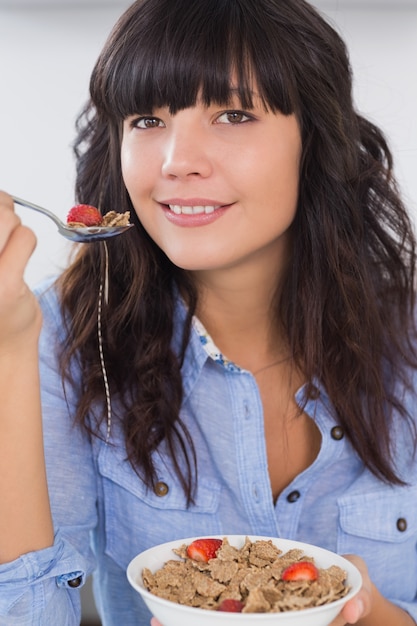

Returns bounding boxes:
[164,250,224,272]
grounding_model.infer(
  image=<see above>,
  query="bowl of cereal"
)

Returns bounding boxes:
[127,535,362,626]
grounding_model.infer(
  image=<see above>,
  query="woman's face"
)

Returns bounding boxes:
[121,90,302,277]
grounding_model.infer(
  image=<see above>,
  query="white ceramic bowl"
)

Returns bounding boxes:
[127,535,362,626]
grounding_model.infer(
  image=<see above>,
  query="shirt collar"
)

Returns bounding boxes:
[191,316,242,373]
[172,297,243,401]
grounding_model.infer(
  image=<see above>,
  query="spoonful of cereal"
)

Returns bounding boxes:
[13,195,133,243]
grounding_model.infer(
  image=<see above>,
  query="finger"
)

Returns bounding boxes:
[328,596,363,626]
[341,595,366,623]
[0,192,37,273]
[328,616,347,626]
[0,190,14,210]
[0,223,37,284]
[0,202,21,251]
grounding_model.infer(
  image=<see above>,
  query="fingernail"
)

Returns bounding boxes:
[355,598,364,618]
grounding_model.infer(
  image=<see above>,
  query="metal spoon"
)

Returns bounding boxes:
[12,195,134,243]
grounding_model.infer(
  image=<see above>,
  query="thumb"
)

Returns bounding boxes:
[342,595,366,623]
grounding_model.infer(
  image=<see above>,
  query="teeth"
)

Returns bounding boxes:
[169,204,220,215]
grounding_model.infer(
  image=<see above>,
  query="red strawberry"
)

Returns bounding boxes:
[186,538,223,563]
[281,561,319,582]
[217,599,244,612]
[67,204,102,226]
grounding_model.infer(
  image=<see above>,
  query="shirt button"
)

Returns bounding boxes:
[68,576,83,588]
[154,481,169,497]
[331,426,344,440]
[287,490,301,503]
[397,518,407,532]
[309,385,320,400]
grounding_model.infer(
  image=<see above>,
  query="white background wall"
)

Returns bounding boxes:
[0,0,416,622]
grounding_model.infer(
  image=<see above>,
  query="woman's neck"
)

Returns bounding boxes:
[192,262,288,372]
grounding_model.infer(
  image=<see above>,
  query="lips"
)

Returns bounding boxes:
[159,200,232,226]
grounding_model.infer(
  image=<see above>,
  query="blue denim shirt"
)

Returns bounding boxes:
[1,279,416,625]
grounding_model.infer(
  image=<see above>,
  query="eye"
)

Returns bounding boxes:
[132,116,165,129]
[215,110,253,124]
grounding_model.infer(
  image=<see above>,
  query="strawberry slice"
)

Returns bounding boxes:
[67,204,103,226]
[281,560,319,581]
[186,538,223,563]
[217,599,244,612]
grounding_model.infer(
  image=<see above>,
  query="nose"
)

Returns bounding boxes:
[161,122,213,180]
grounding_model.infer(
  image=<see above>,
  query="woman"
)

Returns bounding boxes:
[0,0,416,624]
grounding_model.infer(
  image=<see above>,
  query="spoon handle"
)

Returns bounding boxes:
[12,195,63,228]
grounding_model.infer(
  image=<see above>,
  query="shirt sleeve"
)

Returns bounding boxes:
[0,281,98,625]
[0,530,91,624]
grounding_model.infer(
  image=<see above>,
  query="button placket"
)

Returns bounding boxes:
[230,372,278,535]
[244,400,250,420]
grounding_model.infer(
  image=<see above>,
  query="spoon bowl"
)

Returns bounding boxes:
[13,195,134,242]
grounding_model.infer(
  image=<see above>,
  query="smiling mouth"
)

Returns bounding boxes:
[167,204,222,215]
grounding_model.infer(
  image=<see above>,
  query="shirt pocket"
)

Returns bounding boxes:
[337,487,417,601]
[97,443,222,571]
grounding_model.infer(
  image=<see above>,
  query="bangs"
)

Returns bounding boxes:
[91,0,298,119]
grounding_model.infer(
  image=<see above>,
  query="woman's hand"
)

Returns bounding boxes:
[330,554,415,626]
[0,190,55,564]
[0,190,41,350]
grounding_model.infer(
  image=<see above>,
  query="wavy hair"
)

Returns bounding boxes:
[58,0,417,501]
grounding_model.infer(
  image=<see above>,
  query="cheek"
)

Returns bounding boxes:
[121,147,154,203]
[120,144,157,233]
[270,144,301,207]
[120,143,137,191]
[257,155,300,216]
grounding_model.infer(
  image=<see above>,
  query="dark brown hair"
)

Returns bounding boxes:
[58,0,417,501]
